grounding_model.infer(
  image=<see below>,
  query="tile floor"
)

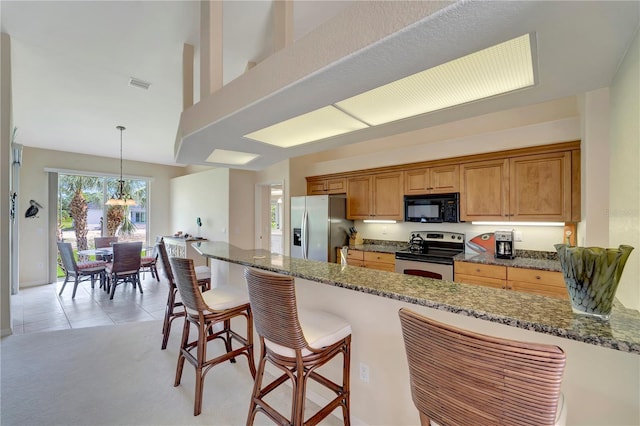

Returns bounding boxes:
[10,271,168,335]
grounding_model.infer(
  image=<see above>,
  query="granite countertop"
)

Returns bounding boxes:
[193,241,640,354]
[455,252,562,272]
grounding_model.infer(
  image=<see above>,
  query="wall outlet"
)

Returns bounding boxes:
[359,362,370,383]
[514,230,523,242]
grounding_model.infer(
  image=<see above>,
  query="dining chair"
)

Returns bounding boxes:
[94,236,118,261]
[140,240,160,282]
[169,257,256,416]
[243,267,351,426]
[156,238,211,350]
[398,308,567,426]
[106,241,143,300]
[57,241,107,298]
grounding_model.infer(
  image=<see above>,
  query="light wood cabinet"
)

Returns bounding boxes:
[404,165,459,195]
[454,261,568,299]
[460,151,574,222]
[347,172,403,220]
[364,251,395,272]
[454,261,507,289]
[307,177,346,195]
[163,237,208,267]
[342,249,395,272]
[507,267,568,299]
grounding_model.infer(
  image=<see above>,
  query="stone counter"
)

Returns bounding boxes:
[193,241,640,354]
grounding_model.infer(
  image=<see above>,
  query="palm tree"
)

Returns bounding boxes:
[59,175,101,250]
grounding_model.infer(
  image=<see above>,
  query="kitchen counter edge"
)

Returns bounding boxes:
[193,241,640,355]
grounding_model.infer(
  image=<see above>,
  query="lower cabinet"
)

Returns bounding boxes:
[163,237,209,267]
[454,261,568,299]
[342,249,395,272]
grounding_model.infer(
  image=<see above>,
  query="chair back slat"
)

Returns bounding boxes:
[157,239,175,283]
[398,308,566,426]
[95,236,118,249]
[57,241,78,273]
[170,257,209,314]
[244,268,308,350]
[111,242,142,273]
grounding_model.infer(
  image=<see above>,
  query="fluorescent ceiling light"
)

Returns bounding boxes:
[244,105,368,147]
[243,33,534,148]
[206,149,259,165]
[337,33,535,125]
[471,221,565,227]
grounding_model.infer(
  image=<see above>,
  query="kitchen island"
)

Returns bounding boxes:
[194,241,640,425]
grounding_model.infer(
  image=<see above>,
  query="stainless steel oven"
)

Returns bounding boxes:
[395,231,465,281]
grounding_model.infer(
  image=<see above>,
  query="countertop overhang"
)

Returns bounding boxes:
[193,241,640,354]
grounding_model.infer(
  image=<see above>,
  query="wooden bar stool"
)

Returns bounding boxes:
[157,239,211,350]
[170,257,256,416]
[244,267,351,426]
[398,308,567,426]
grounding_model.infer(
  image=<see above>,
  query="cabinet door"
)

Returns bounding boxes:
[507,267,568,299]
[308,178,347,195]
[373,172,403,220]
[307,180,327,195]
[347,176,372,219]
[460,159,509,221]
[509,152,572,221]
[430,165,459,193]
[404,169,429,194]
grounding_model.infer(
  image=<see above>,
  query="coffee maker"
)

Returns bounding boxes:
[495,229,515,259]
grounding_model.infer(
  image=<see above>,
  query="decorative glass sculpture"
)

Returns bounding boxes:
[555,244,634,320]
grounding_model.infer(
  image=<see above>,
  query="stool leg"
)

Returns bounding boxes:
[292,360,307,425]
[193,319,208,416]
[342,337,351,425]
[246,341,268,426]
[174,316,190,387]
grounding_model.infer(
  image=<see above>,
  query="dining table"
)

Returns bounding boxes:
[77,248,114,261]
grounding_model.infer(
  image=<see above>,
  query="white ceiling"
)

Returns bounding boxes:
[2,1,639,170]
[1,0,351,166]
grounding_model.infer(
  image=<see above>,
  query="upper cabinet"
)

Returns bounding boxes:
[404,164,459,195]
[460,150,577,222]
[307,141,581,223]
[347,172,403,220]
[307,177,346,195]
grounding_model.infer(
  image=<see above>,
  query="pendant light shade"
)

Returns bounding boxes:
[106,125,136,206]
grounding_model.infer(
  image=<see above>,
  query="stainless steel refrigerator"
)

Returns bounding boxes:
[290,194,353,263]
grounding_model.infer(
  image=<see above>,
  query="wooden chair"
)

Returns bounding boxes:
[94,236,118,261]
[106,241,143,300]
[57,241,106,298]
[140,240,160,282]
[157,238,211,350]
[243,267,351,426]
[398,308,567,426]
[170,257,256,416]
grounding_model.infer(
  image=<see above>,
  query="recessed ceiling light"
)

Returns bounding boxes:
[206,149,259,165]
[243,105,369,147]
[243,33,535,148]
[128,77,151,90]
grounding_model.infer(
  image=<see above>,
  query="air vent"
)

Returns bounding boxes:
[128,77,151,90]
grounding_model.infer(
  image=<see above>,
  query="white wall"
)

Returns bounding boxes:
[609,28,640,310]
[1,32,13,336]
[18,147,183,287]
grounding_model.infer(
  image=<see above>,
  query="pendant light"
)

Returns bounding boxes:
[106,125,136,206]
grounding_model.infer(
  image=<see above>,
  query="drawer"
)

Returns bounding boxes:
[364,251,395,264]
[364,261,395,272]
[455,273,506,289]
[346,250,364,261]
[454,261,506,280]
[507,267,565,286]
[508,280,569,299]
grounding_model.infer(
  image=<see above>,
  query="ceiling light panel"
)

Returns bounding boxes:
[336,34,535,126]
[244,105,369,148]
[206,149,260,165]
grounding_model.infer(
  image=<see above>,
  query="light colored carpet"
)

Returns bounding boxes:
[1,320,342,426]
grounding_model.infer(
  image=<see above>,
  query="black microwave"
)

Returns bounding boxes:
[404,192,460,223]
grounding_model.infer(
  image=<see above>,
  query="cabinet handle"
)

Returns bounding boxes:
[476,268,481,273]
[535,275,541,280]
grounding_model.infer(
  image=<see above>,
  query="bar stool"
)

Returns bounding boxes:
[398,308,567,426]
[156,239,211,350]
[170,257,256,416]
[244,267,351,425]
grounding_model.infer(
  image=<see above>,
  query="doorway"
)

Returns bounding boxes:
[255,182,284,254]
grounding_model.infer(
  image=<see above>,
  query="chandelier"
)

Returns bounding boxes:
[106,125,136,206]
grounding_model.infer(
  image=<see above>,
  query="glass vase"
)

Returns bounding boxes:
[555,244,634,320]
